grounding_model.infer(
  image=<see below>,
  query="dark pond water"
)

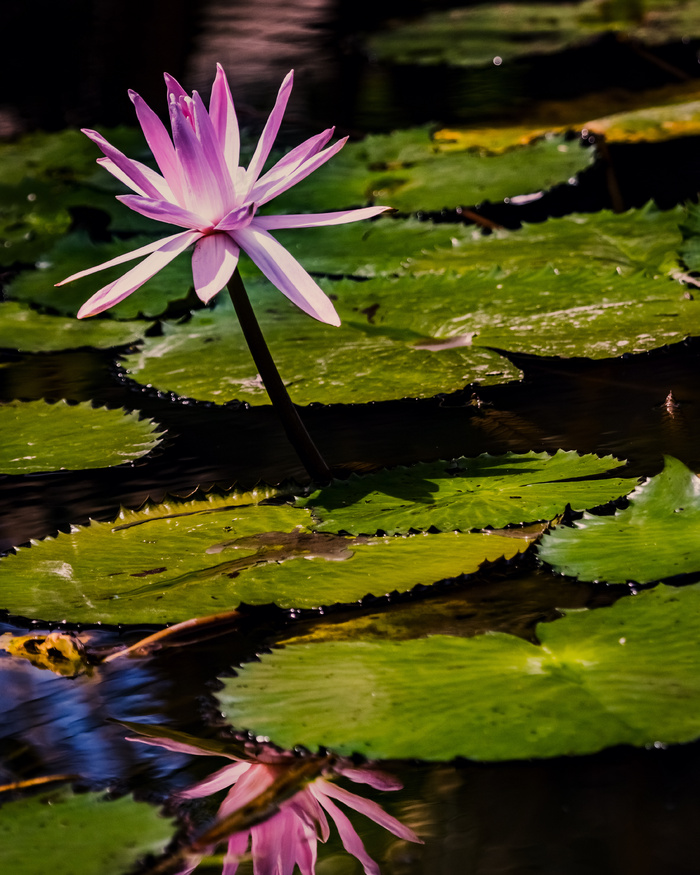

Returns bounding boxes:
[2,1,700,873]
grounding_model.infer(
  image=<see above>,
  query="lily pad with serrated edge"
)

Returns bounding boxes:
[300,450,637,535]
[337,268,700,360]
[0,400,163,474]
[0,491,538,624]
[0,301,148,352]
[218,582,700,761]
[6,232,196,320]
[538,456,700,584]
[272,128,593,214]
[121,283,517,406]
[0,788,174,875]
[404,204,684,279]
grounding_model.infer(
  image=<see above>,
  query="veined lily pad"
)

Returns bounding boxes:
[6,233,196,320]
[0,400,163,474]
[0,788,173,875]
[679,200,700,272]
[272,128,593,214]
[538,456,700,584]
[219,582,700,761]
[586,98,700,143]
[0,301,148,352]
[121,284,517,406]
[301,450,637,535]
[405,204,684,278]
[339,268,700,360]
[0,492,537,624]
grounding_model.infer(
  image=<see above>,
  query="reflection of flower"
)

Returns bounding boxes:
[130,735,421,875]
[58,66,388,323]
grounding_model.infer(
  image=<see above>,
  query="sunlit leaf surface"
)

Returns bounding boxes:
[0,400,163,474]
[0,491,537,623]
[539,456,700,583]
[219,582,700,760]
[0,788,173,875]
[301,451,637,534]
[273,128,593,213]
[0,301,147,352]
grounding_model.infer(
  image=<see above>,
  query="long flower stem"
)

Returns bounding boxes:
[227,269,333,483]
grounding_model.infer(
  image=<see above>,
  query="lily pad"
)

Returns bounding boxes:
[586,98,700,143]
[538,456,700,584]
[272,128,593,214]
[6,233,196,320]
[0,301,148,352]
[0,491,537,624]
[301,450,637,535]
[0,788,173,875]
[219,582,700,761]
[340,268,700,360]
[405,204,684,278]
[367,1,700,68]
[121,284,517,406]
[0,400,163,474]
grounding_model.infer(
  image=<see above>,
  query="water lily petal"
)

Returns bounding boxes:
[81,128,165,200]
[233,225,340,326]
[164,71,188,102]
[180,762,250,798]
[128,89,185,203]
[56,231,193,286]
[76,230,200,318]
[223,830,250,875]
[191,90,235,203]
[313,792,380,875]
[252,137,348,205]
[116,194,208,229]
[209,63,240,178]
[97,157,175,202]
[318,781,422,843]
[125,734,239,759]
[192,233,240,302]
[253,206,391,231]
[337,766,404,792]
[244,70,294,188]
[216,204,255,231]
[169,97,226,218]
[251,128,334,197]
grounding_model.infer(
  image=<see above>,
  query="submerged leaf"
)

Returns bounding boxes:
[219,582,700,761]
[0,400,163,474]
[538,455,700,584]
[301,450,637,534]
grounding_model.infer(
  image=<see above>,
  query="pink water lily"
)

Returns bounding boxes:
[57,65,389,323]
[129,735,422,875]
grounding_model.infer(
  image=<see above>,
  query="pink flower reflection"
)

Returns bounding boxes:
[57,66,389,323]
[130,735,421,875]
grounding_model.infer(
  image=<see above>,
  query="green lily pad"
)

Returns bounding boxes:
[0,400,163,474]
[273,128,593,214]
[538,456,700,584]
[219,582,700,761]
[679,200,700,272]
[301,451,637,535]
[0,788,173,875]
[121,283,517,406]
[6,233,196,320]
[586,98,700,143]
[366,1,700,68]
[339,268,700,360]
[405,204,684,278]
[0,491,537,623]
[0,301,148,352]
